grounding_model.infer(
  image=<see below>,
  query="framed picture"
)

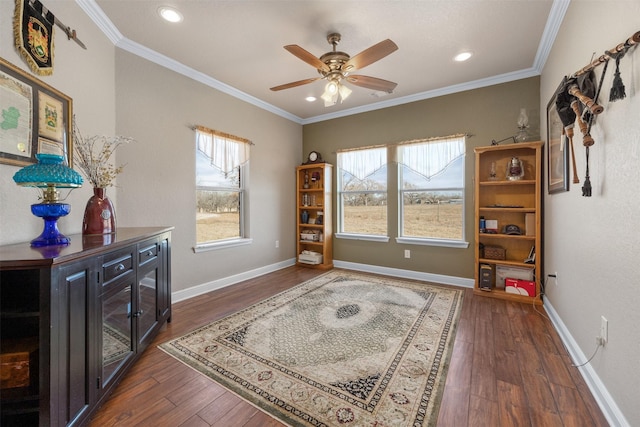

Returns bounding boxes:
[546,95,569,194]
[0,57,73,167]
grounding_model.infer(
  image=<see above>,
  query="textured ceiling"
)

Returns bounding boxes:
[85,0,562,123]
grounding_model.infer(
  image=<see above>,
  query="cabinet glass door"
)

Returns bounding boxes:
[102,283,134,387]
[138,268,158,345]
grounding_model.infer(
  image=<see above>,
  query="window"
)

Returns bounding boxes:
[398,136,466,243]
[195,126,250,249]
[337,147,388,240]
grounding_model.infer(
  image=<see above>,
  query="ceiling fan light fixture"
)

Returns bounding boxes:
[321,89,338,107]
[271,33,398,107]
[338,83,352,102]
[158,7,183,23]
[326,81,338,95]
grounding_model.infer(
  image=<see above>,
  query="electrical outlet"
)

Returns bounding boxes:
[275,240,279,248]
[600,316,608,345]
[404,250,411,259]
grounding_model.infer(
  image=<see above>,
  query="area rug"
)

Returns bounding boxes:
[103,324,130,365]
[159,270,463,426]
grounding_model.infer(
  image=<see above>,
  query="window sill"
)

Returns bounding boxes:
[335,233,390,243]
[396,237,469,249]
[193,238,253,253]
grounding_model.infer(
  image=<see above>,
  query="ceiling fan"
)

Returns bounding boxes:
[270,33,398,106]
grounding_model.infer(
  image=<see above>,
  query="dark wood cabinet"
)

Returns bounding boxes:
[0,227,173,427]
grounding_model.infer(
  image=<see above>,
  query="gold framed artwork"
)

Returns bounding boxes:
[546,95,569,194]
[0,57,72,167]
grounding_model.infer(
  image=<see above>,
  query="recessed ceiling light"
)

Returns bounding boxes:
[158,7,183,23]
[454,52,472,62]
[305,96,317,102]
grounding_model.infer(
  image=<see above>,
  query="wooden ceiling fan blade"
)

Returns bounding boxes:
[284,45,330,73]
[270,77,321,91]
[343,39,398,71]
[346,75,397,92]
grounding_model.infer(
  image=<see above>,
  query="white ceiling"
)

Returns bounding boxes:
[83,0,566,124]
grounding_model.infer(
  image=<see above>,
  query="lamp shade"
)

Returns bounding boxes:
[13,153,83,247]
[13,153,83,189]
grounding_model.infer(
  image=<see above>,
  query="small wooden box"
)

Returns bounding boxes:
[0,338,38,390]
[484,246,506,260]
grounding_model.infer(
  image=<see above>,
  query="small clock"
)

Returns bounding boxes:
[305,151,323,164]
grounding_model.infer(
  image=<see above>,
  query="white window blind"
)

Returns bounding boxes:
[398,135,465,180]
[195,126,251,175]
[337,146,386,180]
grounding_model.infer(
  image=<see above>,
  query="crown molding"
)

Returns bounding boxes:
[301,67,541,125]
[79,0,569,126]
[532,0,570,72]
[77,0,302,123]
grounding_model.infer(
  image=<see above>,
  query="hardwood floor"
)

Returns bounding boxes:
[89,266,608,427]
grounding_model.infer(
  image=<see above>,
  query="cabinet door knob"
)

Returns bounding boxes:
[147,251,154,257]
[116,263,125,271]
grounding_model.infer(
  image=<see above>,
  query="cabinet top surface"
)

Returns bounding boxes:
[0,226,174,267]
[474,140,543,154]
[297,163,332,170]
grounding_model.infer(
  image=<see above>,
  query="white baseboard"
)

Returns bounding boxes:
[333,260,475,288]
[174,258,473,303]
[544,300,628,427]
[171,258,296,303]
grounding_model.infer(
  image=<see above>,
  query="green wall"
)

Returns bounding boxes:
[303,77,540,279]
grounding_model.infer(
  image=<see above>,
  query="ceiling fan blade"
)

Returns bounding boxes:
[343,39,398,71]
[284,45,330,73]
[270,77,321,91]
[346,75,397,93]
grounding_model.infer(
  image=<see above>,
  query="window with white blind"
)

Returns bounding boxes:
[336,146,388,240]
[336,135,468,247]
[397,135,466,245]
[194,126,251,250]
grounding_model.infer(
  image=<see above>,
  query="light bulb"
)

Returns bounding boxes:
[158,7,183,23]
[338,84,352,102]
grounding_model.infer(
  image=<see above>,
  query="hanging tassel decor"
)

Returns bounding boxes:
[609,53,626,101]
[582,147,592,197]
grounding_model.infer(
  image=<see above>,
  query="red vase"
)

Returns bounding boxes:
[82,187,116,235]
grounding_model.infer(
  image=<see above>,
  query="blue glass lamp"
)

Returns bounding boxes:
[13,153,83,247]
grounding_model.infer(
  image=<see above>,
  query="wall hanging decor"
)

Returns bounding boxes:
[0,57,72,166]
[13,0,87,75]
[550,30,639,197]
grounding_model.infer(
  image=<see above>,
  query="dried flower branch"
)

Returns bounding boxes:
[73,117,135,188]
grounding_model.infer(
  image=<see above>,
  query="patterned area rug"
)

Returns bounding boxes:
[159,270,463,426]
[103,325,130,364]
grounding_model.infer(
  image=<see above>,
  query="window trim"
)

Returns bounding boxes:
[395,236,469,248]
[335,233,390,243]
[193,237,253,253]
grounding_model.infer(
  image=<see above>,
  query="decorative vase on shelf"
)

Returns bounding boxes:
[82,187,116,235]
